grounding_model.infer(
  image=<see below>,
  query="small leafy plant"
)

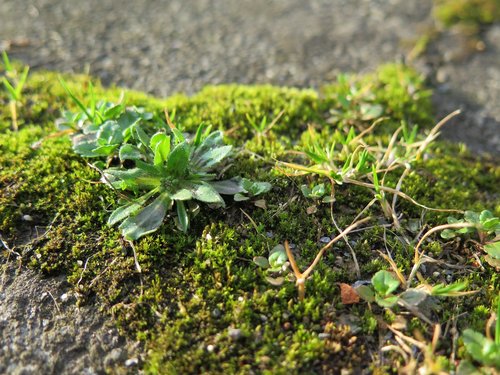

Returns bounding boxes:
[245,110,284,146]
[253,244,290,285]
[441,210,500,242]
[105,123,270,239]
[356,270,471,311]
[279,112,461,228]
[59,83,272,239]
[441,210,500,266]
[1,51,29,131]
[458,299,500,372]
[356,270,401,308]
[300,183,335,203]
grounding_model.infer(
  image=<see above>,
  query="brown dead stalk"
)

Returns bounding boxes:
[284,216,371,301]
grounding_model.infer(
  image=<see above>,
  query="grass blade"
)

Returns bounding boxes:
[2,77,18,100]
[59,76,93,121]
[15,66,29,98]
[2,51,13,72]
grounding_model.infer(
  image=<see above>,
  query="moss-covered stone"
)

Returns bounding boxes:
[1,63,499,373]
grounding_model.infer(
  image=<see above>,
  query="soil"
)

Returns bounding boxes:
[0,0,498,373]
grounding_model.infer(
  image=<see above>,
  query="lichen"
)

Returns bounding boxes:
[1,63,499,373]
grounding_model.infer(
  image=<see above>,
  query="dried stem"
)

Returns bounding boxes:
[407,222,476,285]
[284,216,370,301]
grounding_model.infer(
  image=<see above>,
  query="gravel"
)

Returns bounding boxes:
[0,0,499,373]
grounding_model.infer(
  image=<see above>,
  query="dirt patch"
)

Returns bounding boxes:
[0,262,142,374]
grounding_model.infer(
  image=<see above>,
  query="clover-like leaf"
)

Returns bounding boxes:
[484,241,500,259]
[268,245,288,271]
[372,270,400,297]
[399,289,428,307]
[375,295,399,308]
[441,229,457,239]
[464,211,480,225]
[462,329,500,367]
[355,285,375,303]
[253,256,270,269]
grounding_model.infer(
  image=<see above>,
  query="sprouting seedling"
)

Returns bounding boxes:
[441,210,500,244]
[233,179,272,202]
[278,111,463,231]
[357,270,472,313]
[245,110,284,145]
[284,216,370,301]
[371,165,399,228]
[253,244,290,285]
[357,270,401,308]
[254,244,289,272]
[58,76,126,128]
[2,51,29,131]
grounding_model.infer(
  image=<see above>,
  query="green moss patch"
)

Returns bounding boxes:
[1,64,499,373]
[433,0,500,29]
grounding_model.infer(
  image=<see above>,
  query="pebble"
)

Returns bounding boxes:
[206,345,215,353]
[124,358,139,367]
[104,348,124,367]
[228,328,242,341]
[319,237,331,243]
[211,308,221,319]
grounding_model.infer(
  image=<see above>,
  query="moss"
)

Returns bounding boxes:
[433,0,500,29]
[1,63,499,373]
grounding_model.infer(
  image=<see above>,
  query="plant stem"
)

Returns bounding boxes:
[302,216,371,279]
[407,222,476,285]
[9,100,18,131]
[284,217,370,301]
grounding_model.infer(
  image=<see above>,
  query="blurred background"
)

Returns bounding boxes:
[1,0,499,153]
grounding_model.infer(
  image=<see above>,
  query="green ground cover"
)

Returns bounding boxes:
[433,0,500,29]
[1,63,499,374]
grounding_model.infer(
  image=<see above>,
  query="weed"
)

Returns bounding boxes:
[458,299,500,372]
[283,216,370,301]
[59,86,272,239]
[245,110,284,146]
[253,244,290,285]
[279,111,461,229]
[356,270,472,316]
[1,52,29,131]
